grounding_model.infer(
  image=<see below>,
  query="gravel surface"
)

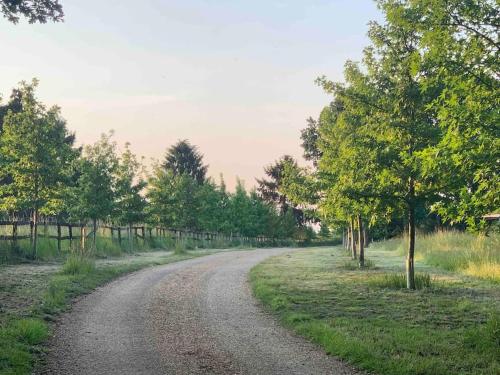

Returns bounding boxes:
[40,249,359,375]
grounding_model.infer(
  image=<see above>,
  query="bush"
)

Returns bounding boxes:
[61,255,95,275]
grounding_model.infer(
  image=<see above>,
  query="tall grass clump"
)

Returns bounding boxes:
[373,230,499,282]
[417,231,499,282]
[174,241,186,255]
[61,255,95,275]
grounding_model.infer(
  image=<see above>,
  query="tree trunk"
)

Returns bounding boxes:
[358,215,364,268]
[406,183,416,290]
[350,217,357,260]
[32,209,38,259]
[346,225,351,251]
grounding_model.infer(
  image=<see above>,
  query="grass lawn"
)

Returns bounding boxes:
[250,246,500,375]
[0,248,243,375]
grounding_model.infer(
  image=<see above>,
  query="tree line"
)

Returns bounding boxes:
[0,80,302,258]
[278,0,498,289]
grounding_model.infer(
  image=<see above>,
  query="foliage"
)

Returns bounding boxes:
[114,143,147,226]
[0,80,76,217]
[163,139,208,184]
[283,0,498,288]
[0,0,63,24]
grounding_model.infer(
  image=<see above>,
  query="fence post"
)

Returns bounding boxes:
[12,222,18,250]
[57,223,61,254]
[68,225,73,249]
[29,220,34,247]
[80,225,86,253]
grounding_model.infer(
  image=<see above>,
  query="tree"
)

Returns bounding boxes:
[0,80,76,257]
[317,1,441,287]
[163,140,208,184]
[406,0,500,230]
[256,155,306,227]
[70,132,118,248]
[1,0,63,24]
[147,166,201,230]
[114,143,147,228]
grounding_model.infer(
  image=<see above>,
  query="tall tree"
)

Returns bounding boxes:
[163,140,208,184]
[0,80,76,257]
[1,0,63,23]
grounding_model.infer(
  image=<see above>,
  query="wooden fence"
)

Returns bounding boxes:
[0,220,272,252]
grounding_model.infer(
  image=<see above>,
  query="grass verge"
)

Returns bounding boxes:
[0,248,238,375]
[250,247,500,375]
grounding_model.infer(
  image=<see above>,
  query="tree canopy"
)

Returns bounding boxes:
[1,0,63,24]
[163,140,208,184]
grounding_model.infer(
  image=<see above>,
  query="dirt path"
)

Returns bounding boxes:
[40,249,358,375]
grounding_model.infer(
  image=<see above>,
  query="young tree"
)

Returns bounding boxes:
[315,2,442,283]
[407,0,500,229]
[0,80,76,257]
[114,143,147,229]
[163,140,208,184]
[147,166,201,230]
[70,132,118,248]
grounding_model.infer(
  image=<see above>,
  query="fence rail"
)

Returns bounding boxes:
[0,220,273,251]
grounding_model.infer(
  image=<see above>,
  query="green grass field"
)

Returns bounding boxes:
[251,242,500,375]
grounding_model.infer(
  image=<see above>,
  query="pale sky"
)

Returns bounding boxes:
[0,0,381,190]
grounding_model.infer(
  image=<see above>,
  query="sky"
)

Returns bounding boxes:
[0,0,381,190]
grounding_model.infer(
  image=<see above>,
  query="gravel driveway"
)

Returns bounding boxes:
[40,249,358,375]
